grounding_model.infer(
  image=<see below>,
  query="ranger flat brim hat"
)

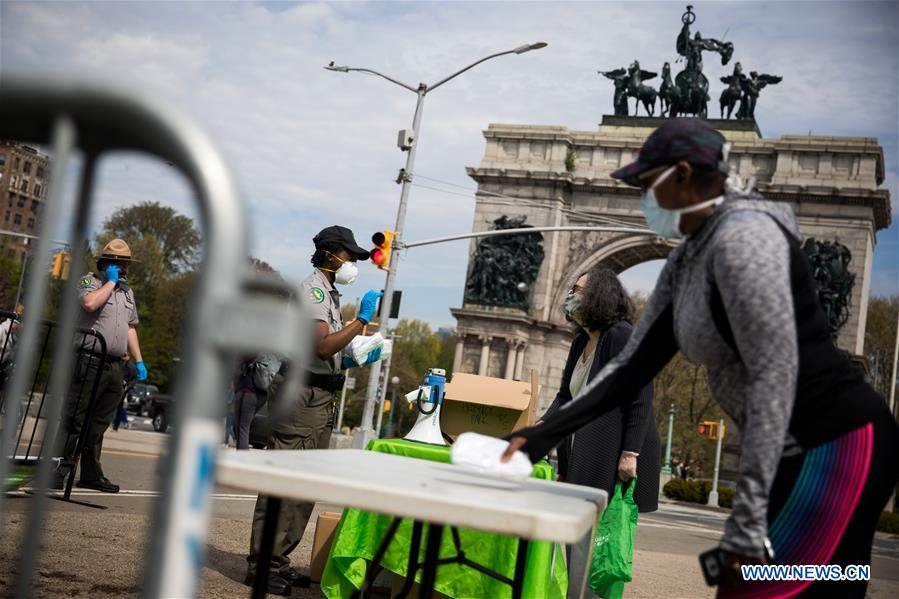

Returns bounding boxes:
[313,225,370,261]
[610,118,730,187]
[97,238,137,262]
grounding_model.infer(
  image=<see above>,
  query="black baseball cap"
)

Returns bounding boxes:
[313,225,370,260]
[610,118,729,187]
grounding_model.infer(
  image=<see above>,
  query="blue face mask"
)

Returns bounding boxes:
[640,166,724,238]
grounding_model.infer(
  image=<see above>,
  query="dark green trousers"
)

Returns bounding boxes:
[246,385,335,577]
[59,356,123,482]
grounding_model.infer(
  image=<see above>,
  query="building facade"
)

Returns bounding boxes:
[451,117,891,416]
[0,141,50,263]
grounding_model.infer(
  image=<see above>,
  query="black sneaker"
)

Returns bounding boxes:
[282,567,311,588]
[243,572,291,596]
[76,477,120,493]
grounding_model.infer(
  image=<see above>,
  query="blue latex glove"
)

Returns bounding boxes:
[364,347,382,365]
[105,263,120,284]
[136,361,148,381]
[340,347,382,369]
[357,290,383,325]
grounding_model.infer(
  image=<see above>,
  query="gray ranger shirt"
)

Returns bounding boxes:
[300,268,343,375]
[76,271,139,359]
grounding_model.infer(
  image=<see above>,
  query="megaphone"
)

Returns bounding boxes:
[404,368,446,445]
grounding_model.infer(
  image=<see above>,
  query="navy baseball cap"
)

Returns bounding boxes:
[611,118,730,187]
[313,225,370,260]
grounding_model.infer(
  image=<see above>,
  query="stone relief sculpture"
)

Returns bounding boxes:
[802,238,856,339]
[465,215,545,310]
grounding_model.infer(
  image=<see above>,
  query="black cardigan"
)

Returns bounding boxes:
[544,321,660,512]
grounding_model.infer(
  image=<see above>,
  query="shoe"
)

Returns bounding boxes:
[282,567,311,588]
[76,477,120,493]
[243,572,291,596]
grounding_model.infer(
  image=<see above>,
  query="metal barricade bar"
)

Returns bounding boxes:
[0,309,111,505]
[0,76,308,599]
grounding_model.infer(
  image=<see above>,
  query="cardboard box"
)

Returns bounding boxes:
[310,511,342,582]
[440,370,540,439]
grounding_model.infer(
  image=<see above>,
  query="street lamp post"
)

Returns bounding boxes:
[327,42,548,449]
[661,403,674,475]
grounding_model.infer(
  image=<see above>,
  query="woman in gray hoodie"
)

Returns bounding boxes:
[504,118,899,598]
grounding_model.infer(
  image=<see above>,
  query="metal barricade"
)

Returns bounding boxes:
[0,76,308,598]
[0,309,111,504]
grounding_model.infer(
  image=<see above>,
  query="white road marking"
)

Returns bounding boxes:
[18,488,259,501]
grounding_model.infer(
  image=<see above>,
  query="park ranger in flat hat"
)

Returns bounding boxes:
[245,225,384,595]
[53,238,148,494]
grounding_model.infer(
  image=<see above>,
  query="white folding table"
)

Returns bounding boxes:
[217,448,607,599]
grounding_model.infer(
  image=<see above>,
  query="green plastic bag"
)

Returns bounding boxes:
[589,478,638,599]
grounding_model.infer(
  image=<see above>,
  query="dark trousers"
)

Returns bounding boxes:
[246,386,334,577]
[234,389,261,450]
[58,356,123,482]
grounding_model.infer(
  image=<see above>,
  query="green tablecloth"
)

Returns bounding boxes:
[320,438,568,599]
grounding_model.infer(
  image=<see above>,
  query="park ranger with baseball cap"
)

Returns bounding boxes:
[54,238,148,494]
[245,225,384,594]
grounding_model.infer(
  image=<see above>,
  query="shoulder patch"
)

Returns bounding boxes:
[80,277,93,288]
[309,287,325,304]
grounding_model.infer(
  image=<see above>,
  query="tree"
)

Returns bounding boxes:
[632,292,726,477]
[0,256,21,312]
[137,272,196,390]
[96,202,200,299]
[865,295,899,400]
[334,319,443,435]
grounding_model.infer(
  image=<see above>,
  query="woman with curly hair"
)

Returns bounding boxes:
[544,266,659,598]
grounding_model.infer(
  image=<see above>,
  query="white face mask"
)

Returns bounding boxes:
[640,166,724,238]
[334,261,358,285]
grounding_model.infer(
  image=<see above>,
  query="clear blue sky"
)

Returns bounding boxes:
[2,1,896,329]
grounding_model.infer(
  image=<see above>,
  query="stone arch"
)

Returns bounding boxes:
[550,233,677,318]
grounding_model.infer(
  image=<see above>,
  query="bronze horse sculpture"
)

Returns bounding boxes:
[625,60,659,116]
[658,62,681,117]
[719,62,744,119]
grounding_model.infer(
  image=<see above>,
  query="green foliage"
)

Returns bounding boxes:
[137,272,196,390]
[663,478,734,508]
[632,290,728,478]
[337,319,444,437]
[96,201,201,309]
[0,256,21,311]
[877,511,899,534]
[864,295,899,399]
[436,333,456,379]
[564,149,576,172]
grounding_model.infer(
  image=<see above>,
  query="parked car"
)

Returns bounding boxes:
[126,383,159,415]
[248,401,270,449]
[148,393,174,433]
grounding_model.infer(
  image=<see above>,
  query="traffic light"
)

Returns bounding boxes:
[51,251,71,281]
[370,230,395,271]
[697,421,724,440]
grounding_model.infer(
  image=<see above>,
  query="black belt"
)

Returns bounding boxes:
[305,371,345,393]
[80,351,121,364]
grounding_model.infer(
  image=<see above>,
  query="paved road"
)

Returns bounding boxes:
[2,428,897,598]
